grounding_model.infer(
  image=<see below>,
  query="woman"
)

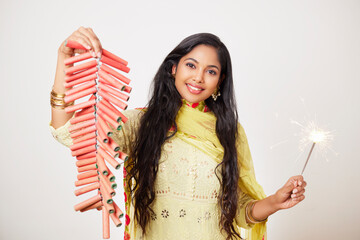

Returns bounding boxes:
[50,27,307,240]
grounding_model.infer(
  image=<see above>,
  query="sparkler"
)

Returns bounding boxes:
[293,120,333,175]
[270,98,336,175]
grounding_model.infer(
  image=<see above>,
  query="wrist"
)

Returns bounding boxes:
[269,194,281,212]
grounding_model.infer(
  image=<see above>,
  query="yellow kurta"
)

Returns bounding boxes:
[49,103,264,240]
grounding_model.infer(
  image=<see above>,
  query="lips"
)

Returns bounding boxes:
[186,83,204,94]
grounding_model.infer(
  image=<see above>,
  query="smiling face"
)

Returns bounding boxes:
[172,44,223,103]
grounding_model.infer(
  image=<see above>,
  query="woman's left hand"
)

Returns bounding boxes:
[273,175,307,210]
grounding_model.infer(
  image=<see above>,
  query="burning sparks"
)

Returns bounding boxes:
[270,98,337,175]
[291,120,334,175]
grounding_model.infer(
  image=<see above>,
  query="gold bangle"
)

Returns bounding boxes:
[51,98,66,104]
[51,96,65,101]
[50,100,74,108]
[245,200,268,224]
[245,200,257,224]
[51,90,65,98]
[51,89,66,98]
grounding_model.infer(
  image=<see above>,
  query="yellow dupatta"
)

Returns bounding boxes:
[173,100,268,240]
[122,100,267,240]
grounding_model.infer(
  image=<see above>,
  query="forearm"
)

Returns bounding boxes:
[50,50,74,129]
[251,194,279,221]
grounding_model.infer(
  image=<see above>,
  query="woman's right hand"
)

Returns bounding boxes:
[58,26,103,59]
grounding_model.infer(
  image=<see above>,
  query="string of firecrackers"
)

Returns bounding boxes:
[63,40,132,239]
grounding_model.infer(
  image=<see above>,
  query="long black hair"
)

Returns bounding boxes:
[126,33,242,239]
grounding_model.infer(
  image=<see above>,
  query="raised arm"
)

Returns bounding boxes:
[50,27,102,129]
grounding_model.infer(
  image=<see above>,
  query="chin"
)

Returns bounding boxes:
[182,95,207,103]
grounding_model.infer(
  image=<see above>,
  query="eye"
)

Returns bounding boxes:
[186,62,195,68]
[208,70,217,75]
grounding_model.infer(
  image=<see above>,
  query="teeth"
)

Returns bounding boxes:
[187,84,202,91]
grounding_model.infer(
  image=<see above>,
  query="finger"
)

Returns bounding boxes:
[292,195,305,202]
[292,184,306,194]
[302,181,307,187]
[78,27,102,58]
[72,31,96,57]
[291,188,305,198]
[284,176,302,192]
[70,31,92,50]
[87,28,103,57]
[293,175,304,187]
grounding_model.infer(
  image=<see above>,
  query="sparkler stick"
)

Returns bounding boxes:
[301,142,315,175]
[291,116,333,176]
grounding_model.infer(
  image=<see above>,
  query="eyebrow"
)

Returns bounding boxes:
[184,58,220,70]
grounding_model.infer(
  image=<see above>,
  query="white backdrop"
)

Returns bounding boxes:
[1,0,359,239]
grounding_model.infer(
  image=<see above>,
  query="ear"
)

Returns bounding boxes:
[172,65,177,75]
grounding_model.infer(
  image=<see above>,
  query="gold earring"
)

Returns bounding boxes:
[172,73,176,78]
[212,87,221,101]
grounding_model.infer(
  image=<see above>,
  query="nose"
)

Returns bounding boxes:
[193,69,204,83]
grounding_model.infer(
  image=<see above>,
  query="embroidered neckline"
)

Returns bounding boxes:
[181,99,210,113]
